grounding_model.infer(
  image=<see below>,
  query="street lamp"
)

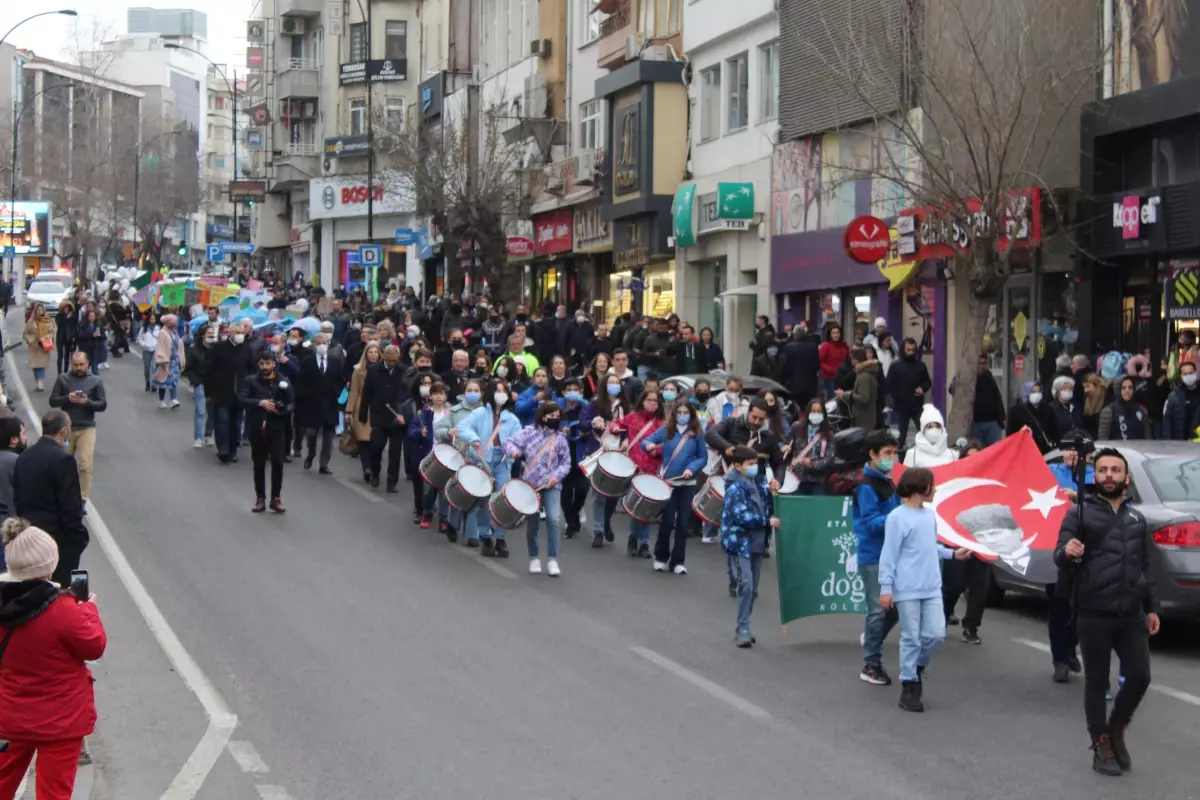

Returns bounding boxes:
[132,129,186,266]
[0,10,78,50]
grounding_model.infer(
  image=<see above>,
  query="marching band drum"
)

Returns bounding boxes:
[445,464,494,514]
[419,443,466,489]
[488,479,541,530]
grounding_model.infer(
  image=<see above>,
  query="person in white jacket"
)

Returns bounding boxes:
[135,311,162,392]
[902,405,958,468]
[705,376,750,423]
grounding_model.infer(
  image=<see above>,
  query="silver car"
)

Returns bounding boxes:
[991,441,1200,619]
[26,279,74,314]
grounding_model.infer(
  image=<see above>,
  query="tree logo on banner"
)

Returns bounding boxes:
[821,529,866,613]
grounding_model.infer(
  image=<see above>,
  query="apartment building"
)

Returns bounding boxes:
[204,65,248,251]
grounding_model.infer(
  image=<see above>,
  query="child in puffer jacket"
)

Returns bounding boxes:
[720,445,779,648]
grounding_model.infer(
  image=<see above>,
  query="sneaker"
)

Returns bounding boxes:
[1053,663,1071,683]
[898,681,924,712]
[592,533,604,548]
[702,534,716,544]
[546,559,561,577]
[169,399,181,409]
[494,540,509,558]
[529,558,542,574]
[1091,734,1123,777]
[1067,656,1082,673]
[946,614,960,626]
[653,560,668,572]
[637,542,651,559]
[961,628,982,645]
[194,438,203,448]
[860,664,892,686]
[203,435,213,446]
[158,401,168,409]
[420,516,432,529]
[579,511,587,525]
[466,539,480,549]
[673,564,688,575]
[736,630,753,648]
[480,539,495,557]
[539,507,547,520]
[439,520,449,533]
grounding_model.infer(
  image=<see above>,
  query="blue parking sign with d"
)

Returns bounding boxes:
[359,244,383,268]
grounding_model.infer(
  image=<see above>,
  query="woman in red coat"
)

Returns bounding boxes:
[0,518,107,799]
[610,389,664,558]
[818,324,850,400]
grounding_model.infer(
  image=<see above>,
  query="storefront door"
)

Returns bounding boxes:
[1002,275,1035,407]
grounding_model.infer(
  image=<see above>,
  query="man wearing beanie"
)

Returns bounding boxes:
[11,410,88,586]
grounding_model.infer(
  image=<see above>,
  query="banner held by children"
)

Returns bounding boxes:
[775,495,866,626]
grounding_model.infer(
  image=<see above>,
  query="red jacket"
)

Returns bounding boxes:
[612,412,663,474]
[818,340,850,379]
[0,582,107,741]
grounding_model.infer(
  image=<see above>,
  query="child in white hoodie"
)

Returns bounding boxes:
[902,406,958,468]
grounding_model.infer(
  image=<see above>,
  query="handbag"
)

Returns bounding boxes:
[39,337,54,352]
[338,427,359,456]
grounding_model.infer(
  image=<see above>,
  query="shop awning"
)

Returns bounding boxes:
[720,285,766,298]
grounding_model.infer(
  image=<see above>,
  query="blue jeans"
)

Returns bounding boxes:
[142,349,154,385]
[629,518,651,545]
[591,491,617,534]
[32,367,45,381]
[193,384,214,440]
[526,486,563,559]
[970,421,1003,447]
[735,552,764,635]
[896,597,946,682]
[823,378,836,399]
[99,337,109,365]
[471,461,510,542]
[215,404,243,458]
[861,563,899,667]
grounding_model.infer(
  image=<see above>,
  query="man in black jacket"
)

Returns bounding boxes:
[296,333,344,474]
[705,398,783,487]
[1054,447,1159,776]
[781,326,820,410]
[48,352,107,501]
[358,345,410,491]
[205,321,258,463]
[670,325,706,374]
[12,410,87,584]
[239,352,295,512]
[887,338,933,445]
[969,355,1006,445]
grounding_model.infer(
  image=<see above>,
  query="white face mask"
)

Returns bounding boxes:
[808,412,824,426]
[271,344,283,354]
[497,366,509,378]
[1059,390,1074,403]
[419,385,431,398]
[1028,392,1043,405]
[1184,374,1198,388]
[232,333,245,345]
[493,392,508,406]
[204,335,217,345]
[923,427,946,446]
[315,343,329,356]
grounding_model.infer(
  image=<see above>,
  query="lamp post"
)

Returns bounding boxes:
[132,129,185,267]
[0,10,78,50]
[6,84,69,292]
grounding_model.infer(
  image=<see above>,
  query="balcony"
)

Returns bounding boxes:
[276,59,320,99]
[278,0,322,16]
[597,0,636,70]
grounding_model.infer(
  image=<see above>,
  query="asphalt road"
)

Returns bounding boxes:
[6,316,1199,800]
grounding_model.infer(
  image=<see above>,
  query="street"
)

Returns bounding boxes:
[4,321,1199,800]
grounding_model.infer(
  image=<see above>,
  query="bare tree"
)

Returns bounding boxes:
[125,121,201,270]
[790,0,1102,436]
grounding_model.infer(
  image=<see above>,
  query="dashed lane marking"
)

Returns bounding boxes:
[630,645,771,721]
[255,786,294,800]
[336,478,384,503]
[1013,638,1200,706]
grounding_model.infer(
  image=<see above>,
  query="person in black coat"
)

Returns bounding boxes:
[1006,382,1056,453]
[886,338,933,443]
[239,352,295,512]
[566,310,595,372]
[704,398,784,482]
[296,333,344,474]
[204,323,258,463]
[781,327,820,410]
[358,345,411,490]
[54,302,78,374]
[533,303,561,365]
[12,410,87,585]
[751,336,785,382]
[670,325,706,374]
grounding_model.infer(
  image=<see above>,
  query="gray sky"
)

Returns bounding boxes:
[13,0,252,70]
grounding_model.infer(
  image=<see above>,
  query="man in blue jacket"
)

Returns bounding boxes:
[853,429,901,686]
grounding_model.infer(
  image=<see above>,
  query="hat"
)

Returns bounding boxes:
[873,316,887,329]
[2,520,59,582]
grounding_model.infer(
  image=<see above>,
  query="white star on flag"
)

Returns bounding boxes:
[1021,486,1067,519]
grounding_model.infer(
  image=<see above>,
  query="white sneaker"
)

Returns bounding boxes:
[170,399,181,409]
[529,558,542,574]
[701,535,716,544]
[203,436,213,446]
[194,439,203,448]
[158,401,167,409]
[579,512,587,525]
[859,632,866,647]
[673,564,688,575]
[653,561,668,572]
[546,559,561,577]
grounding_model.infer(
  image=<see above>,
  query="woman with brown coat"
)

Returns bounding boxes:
[344,341,382,480]
[21,304,56,392]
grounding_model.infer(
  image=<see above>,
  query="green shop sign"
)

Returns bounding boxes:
[672,182,755,248]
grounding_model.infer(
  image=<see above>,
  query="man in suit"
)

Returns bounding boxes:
[205,320,258,463]
[358,344,410,491]
[12,410,88,585]
[297,332,344,474]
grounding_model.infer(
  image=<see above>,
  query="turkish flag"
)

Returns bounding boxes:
[896,429,1069,584]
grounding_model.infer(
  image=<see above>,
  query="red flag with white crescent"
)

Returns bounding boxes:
[895,429,1069,584]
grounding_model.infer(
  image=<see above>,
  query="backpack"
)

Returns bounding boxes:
[1099,351,1130,381]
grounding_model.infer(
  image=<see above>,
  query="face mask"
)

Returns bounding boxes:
[565,391,582,403]
[1060,390,1074,403]
[808,412,824,426]
[1184,374,1198,388]
[607,384,622,397]
[1028,391,1043,405]
[497,366,509,378]
[694,391,710,403]
[576,315,585,324]
[476,364,488,372]
[767,347,778,357]
[219,333,229,341]
[271,344,283,354]
[352,323,362,330]
[675,414,690,427]
[232,334,245,345]
[543,417,561,429]
[878,457,896,472]
[744,464,759,479]
[205,335,217,345]
[465,391,482,405]
[419,385,431,398]
[662,390,678,402]
[493,392,508,406]
[288,338,300,347]
[924,428,946,446]
[555,312,566,320]
[315,343,328,356]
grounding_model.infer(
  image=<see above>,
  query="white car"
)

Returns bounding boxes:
[26,279,74,313]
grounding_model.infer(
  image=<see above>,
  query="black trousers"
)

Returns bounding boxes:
[51,542,85,587]
[369,425,405,485]
[943,557,990,630]
[305,425,335,468]
[560,467,588,529]
[1077,613,1151,734]
[250,425,286,499]
[411,472,426,515]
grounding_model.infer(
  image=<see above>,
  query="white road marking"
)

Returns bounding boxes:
[255,786,294,800]
[10,352,238,800]
[336,478,384,503]
[630,645,771,721]
[450,544,519,579]
[1013,638,1200,706]
[227,740,270,774]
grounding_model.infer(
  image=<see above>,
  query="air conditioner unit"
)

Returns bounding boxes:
[281,17,305,35]
[624,33,645,61]
[575,148,597,185]
[530,38,551,58]
[543,163,564,194]
[302,101,317,118]
[523,74,548,118]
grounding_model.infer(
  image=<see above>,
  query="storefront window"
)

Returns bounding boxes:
[606,269,634,322]
[851,291,873,343]
[1037,271,1079,387]
[817,292,841,335]
[1004,282,1033,406]
[646,261,675,318]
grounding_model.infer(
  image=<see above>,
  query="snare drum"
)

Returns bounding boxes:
[590,451,637,497]
[620,474,673,523]
[419,443,465,489]
[445,464,494,513]
[488,479,541,530]
[779,470,801,495]
[704,447,724,476]
[692,475,726,526]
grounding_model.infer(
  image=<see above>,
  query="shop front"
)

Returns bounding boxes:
[605,215,675,321]
[572,203,612,320]
[309,170,416,294]
[531,209,576,309]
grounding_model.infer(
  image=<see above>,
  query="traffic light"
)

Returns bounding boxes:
[177,240,188,256]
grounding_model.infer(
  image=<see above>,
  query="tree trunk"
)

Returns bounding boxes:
[945,289,993,441]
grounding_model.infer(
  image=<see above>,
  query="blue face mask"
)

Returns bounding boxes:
[564,391,582,403]
[675,414,690,427]
[767,347,778,356]
[744,464,759,479]
[662,390,678,402]
[607,384,622,397]
[464,391,482,405]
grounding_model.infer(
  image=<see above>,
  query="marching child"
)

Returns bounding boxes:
[720,445,780,648]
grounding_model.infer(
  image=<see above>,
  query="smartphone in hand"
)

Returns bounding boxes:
[69,569,89,601]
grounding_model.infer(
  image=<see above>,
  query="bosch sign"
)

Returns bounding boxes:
[307,172,416,220]
[341,185,385,205]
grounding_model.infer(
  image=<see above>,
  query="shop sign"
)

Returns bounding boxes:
[614,218,650,270]
[672,184,697,247]
[340,59,408,86]
[324,135,371,158]
[419,72,445,119]
[246,129,264,149]
[1166,268,1200,320]
[573,206,611,253]
[843,216,891,264]
[534,210,573,256]
[229,180,267,201]
[1113,194,1160,240]
[307,171,416,219]
[897,189,1041,261]
[613,101,644,197]
[506,237,535,257]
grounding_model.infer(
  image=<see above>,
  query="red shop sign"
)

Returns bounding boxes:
[843,216,890,264]
[341,185,385,205]
[534,210,573,256]
[506,236,534,257]
[898,188,1041,263]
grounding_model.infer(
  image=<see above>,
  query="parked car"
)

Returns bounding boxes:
[990,441,1200,619]
[25,278,74,314]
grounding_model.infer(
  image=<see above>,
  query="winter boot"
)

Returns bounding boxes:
[898,681,924,712]
[1108,724,1132,772]
[1091,732,1122,777]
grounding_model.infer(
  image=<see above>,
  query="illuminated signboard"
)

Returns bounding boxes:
[0,202,52,256]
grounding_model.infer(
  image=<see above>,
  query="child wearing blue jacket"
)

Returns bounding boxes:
[720,445,780,648]
[879,467,970,712]
[644,402,708,573]
[406,379,452,529]
[455,378,522,557]
[514,368,558,427]
[853,429,902,686]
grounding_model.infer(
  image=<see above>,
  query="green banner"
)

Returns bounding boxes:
[716,182,755,219]
[159,283,187,307]
[774,495,867,625]
[672,184,696,248]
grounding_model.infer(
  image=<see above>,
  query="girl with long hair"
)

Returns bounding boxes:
[454,377,522,555]
[504,402,572,575]
[642,401,707,573]
[787,399,835,495]
[611,389,665,558]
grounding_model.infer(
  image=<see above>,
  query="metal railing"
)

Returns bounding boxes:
[599,0,631,38]
[281,57,317,72]
[284,142,317,157]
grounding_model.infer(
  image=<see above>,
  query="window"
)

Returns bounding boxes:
[700,66,720,141]
[349,23,368,61]
[214,156,227,170]
[384,97,405,132]
[385,21,407,60]
[315,28,324,67]
[640,0,681,39]
[726,52,748,131]
[759,40,778,121]
[349,98,367,136]
[582,0,605,43]
[579,98,604,150]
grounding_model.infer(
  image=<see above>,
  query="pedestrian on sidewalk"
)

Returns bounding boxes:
[136,310,162,392]
[152,314,186,410]
[239,352,294,513]
[720,445,779,648]
[879,467,970,712]
[0,518,106,799]
[47,353,107,502]
[20,304,54,392]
